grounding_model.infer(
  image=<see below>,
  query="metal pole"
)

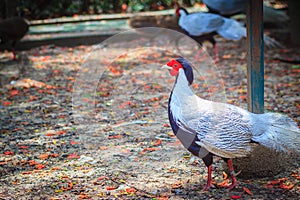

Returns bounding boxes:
[246,0,264,114]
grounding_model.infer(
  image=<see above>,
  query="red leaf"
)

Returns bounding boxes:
[22,171,33,174]
[36,164,45,169]
[231,195,242,199]
[239,95,247,100]
[67,153,80,159]
[55,130,66,135]
[243,187,253,195]
[97,176,107,181]
[163,123,170,127]
[70,141,80,145]
[125,188,136,194]
[106,186,117,190]
[51,153,59,157]
[3,101,12,106]
[10,89,19,96]
[20,146,29,149]
[4,151,14,155]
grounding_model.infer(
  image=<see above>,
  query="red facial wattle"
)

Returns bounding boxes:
[170,68,179,76]
[175,8,180,16]
[166,59,183,76]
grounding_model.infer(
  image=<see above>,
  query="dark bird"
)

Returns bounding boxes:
[203,0,289,28]
[0,17,29,59]
[163,58,300,190]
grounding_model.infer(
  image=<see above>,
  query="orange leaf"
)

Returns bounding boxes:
[61,181,73,191]
[268,180,281,185]
[51,167,61,171]
[171,181,182,189]
[78,192,89,199]
[67,153,80,159]
[28,160,38,166]
[264,184,274,189]
[243,187,253,195]
[36,164,45,169]
[222,171,228,180]
[38,153,49,160]
[217,180,230,188]
[223,54,232,59]
[108,134,122,139]
[99,146,108,150]
[154,139,162,146]
[291,172,300,180]
[280,183,294,190]
[141,147,160,154]
[278,178,287,182]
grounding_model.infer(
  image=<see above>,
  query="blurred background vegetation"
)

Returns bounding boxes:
[0,0,203,20]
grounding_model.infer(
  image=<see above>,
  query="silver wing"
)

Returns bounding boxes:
[180,99,255,158]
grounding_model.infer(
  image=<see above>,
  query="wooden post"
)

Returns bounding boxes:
[246,0,264,113]
[232,0,289,178]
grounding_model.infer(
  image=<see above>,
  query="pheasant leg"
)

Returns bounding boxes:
[202,153,214,191]
[203,165,213,191]
[226,158,238,190]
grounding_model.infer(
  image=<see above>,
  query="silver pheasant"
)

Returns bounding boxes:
[163,58,300,190]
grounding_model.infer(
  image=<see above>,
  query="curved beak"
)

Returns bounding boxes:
[162,65,172,70]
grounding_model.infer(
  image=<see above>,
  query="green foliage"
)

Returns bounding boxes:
[1,0,177,20]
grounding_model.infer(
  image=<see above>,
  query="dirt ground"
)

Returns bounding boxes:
[0,29,299,199]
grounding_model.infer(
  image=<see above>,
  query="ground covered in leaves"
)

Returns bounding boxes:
[0,31,299,199]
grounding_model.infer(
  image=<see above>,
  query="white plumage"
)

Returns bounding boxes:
[164,58,300,190]
[170,66,300,157]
